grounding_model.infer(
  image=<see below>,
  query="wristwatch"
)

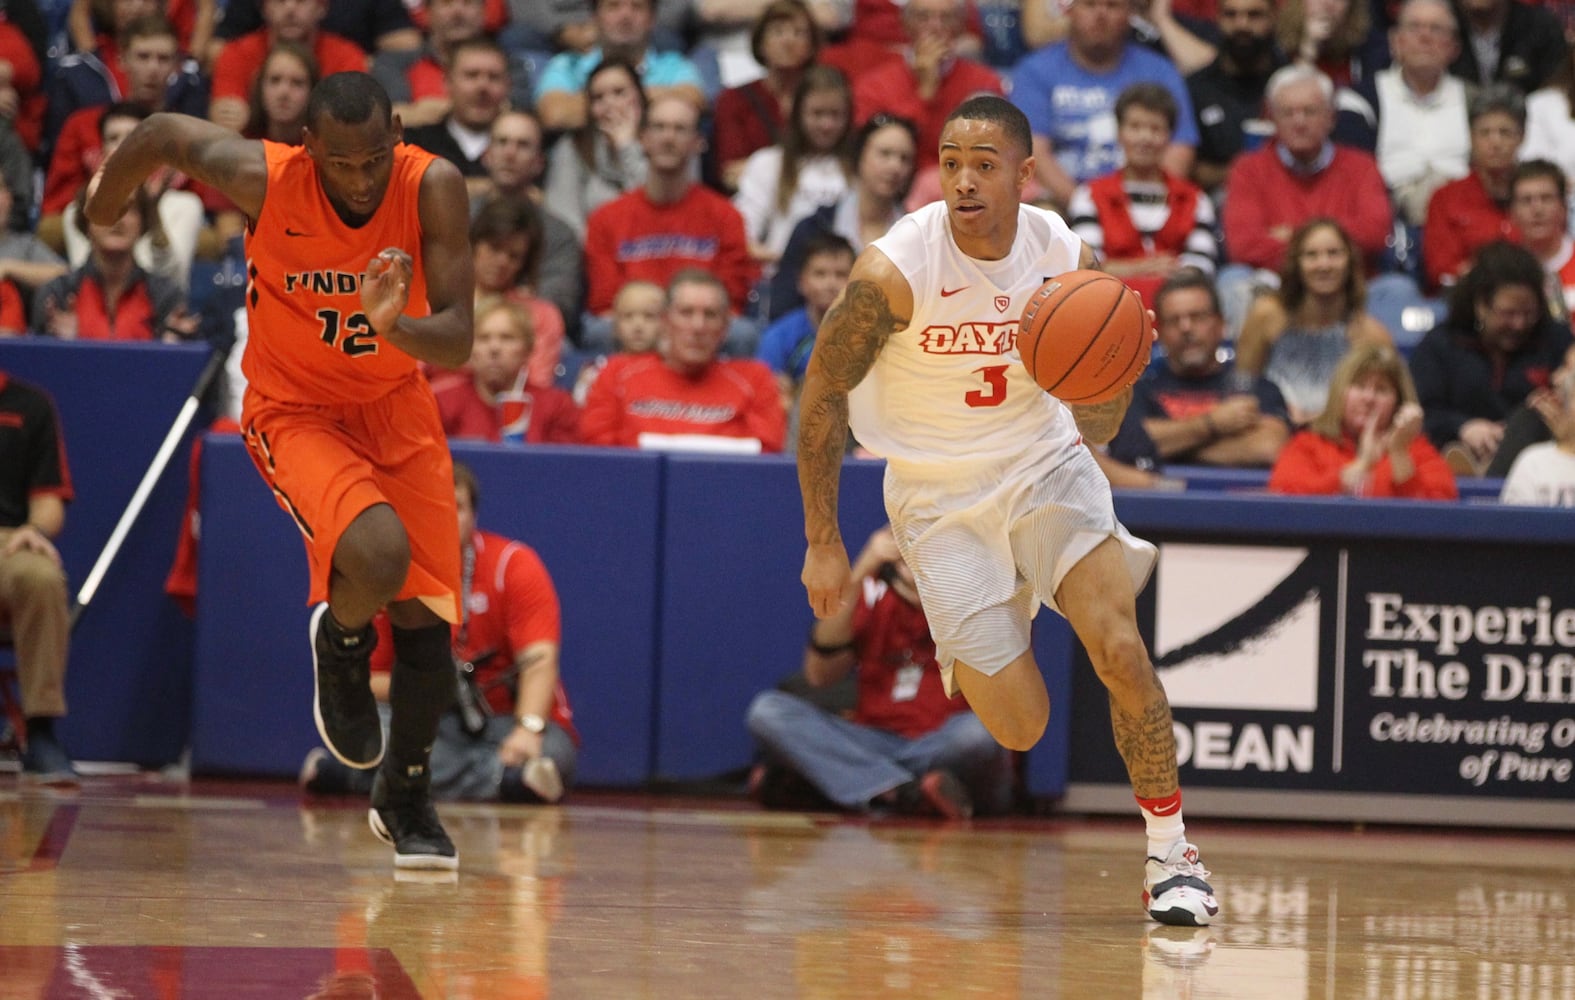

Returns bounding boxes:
[517,713,547,734]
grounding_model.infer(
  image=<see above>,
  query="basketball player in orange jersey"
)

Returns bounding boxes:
[86,73,475,871]
[797,96,1217,925]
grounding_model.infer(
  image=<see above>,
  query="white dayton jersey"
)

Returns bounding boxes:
[849,201,1085,470]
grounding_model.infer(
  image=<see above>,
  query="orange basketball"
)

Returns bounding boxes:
[1017,270,1152,405]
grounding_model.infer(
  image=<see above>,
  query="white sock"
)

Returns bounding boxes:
[1137,792,1186,859]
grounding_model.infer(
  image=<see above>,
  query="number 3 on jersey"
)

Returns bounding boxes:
[965,364,1009,407]
[318,308,378,357]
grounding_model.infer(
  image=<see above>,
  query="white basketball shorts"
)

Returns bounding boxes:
[883,442,1156,694]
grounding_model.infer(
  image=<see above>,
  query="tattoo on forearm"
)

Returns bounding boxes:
[1072,389,1130,445]
[799,388,849,544]
[798,281,904,544]
[1110,686,1180,800]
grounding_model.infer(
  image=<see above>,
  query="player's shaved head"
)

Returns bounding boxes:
[307,72,393,130]
[944,95,1031,158]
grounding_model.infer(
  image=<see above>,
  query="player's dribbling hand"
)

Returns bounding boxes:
[802,542,852,619]
[362,247,413,336]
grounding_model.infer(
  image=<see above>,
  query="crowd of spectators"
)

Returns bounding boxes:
[0,0,1573,472]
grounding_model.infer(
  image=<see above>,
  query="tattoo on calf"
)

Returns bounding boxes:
[1109,691,1181,800]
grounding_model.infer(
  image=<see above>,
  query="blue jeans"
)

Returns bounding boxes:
[377,705,579,802]
[746,690,1014,814]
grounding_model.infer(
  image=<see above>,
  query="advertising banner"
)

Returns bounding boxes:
[1069,539,1575,801]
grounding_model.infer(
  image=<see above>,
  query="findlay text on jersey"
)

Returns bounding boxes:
[282,269,369,296]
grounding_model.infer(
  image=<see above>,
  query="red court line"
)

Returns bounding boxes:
[29,803,79,872]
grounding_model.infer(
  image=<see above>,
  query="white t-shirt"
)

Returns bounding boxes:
[732,148,849,260]
[1374,68,1470,190]
[1499,442,1575,506]
[850,201,1084,471]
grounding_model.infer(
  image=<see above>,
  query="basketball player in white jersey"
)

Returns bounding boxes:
[796,95,1217,927]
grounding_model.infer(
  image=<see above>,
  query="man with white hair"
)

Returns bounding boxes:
[1220,64,1392,273]
[1373,0,1471,227]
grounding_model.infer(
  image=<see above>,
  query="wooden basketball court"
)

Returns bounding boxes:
[2,777,1571,998]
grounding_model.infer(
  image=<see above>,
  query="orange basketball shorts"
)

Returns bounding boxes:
[240,372,461,623]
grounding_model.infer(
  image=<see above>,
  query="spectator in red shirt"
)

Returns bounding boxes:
[431,296,581,444]
[582,96,760,353]
[1067,83,1220,309]
[208,0,369,133]
[0,10,46,154]
[1421,83,1524,293]
[745,525,1014,817]
[1268,342,1458,497]
[1507,159,1575,322]
[1220,64,1392,274]
[70,0,216,72]
[33,188,197,342]
[302,461,581,803]
[581,269,786,452]
[851,0,1004,164]
[371,0,534,129]
[711,0,823,193]
[571,278,663,403]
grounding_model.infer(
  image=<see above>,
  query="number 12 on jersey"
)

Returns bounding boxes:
[317,308,379,357]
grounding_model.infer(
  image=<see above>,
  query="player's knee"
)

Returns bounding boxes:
[358,544,412,601]
[335,509,412,599]
[1088,631,1153,696]
[984,692,1048,751]
[992,712,1047,752]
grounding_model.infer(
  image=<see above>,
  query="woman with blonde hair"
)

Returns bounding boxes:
[1237,218,1393,424]
[1268,342,1457,498]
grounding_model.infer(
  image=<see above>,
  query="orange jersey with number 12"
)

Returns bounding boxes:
[241,140,437,404]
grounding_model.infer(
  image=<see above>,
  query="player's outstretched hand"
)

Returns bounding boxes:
[803,542,852,619]
[362,247,413,336]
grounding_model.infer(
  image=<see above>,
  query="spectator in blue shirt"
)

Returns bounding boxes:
[756,230,853,426]
[1010,0,1199,209]
[533,0,705,132]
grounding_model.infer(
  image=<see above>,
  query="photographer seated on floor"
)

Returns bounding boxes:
[744,525,1015,818]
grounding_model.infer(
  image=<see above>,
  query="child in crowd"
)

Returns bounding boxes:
[755,231,854,419]
[573,279,665,404]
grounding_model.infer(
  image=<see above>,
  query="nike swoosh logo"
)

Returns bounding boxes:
[285,228,311,237]
[1153,802,1179,815]
[940,285,969,297]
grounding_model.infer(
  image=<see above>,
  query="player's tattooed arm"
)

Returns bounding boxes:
[798,251,911,546]
[87,112,266,224]
[1078,241,1103,271]
[1070,386,1132,445]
